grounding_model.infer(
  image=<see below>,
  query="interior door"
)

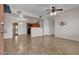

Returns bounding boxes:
[0,4,4,54]
[13,23,18,39]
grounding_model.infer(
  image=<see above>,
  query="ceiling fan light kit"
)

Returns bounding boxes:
[50,12,57,16]
[46,6,63,16]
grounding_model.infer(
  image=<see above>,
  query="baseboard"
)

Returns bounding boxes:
[55,34,79,42]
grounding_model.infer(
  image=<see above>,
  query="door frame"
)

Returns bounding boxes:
[0,4,4,54]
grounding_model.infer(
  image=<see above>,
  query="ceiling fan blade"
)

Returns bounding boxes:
[46,9,51,11]
[47,12,51,14]
[56,9,63,11]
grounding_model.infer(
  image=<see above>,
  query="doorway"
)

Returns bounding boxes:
[27,23,32,36]
[13,23,18,39]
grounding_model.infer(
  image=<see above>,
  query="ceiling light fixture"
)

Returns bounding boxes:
[17,14,26,21]
[17,10,26,21]
[17,17,26,20]
[20,23,23,25]
[50,12,57,16]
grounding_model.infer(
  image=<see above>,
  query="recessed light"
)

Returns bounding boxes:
[20,23,23,25]
[17,18,20,20]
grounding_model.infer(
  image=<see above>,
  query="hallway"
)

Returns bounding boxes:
[4,35,79,55]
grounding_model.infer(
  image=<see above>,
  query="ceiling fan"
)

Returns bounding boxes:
[46,6,63,16]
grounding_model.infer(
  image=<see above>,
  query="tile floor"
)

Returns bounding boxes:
[4,35,79,55]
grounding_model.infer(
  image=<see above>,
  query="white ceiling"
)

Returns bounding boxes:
[9,4,79,17]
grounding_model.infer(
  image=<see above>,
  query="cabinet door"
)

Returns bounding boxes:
[0,4,4,54]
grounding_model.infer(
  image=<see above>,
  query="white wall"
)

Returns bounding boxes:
[4,13,42,39]
[4,13,27,39]
[18,23,26,35]
[4,14,13,38]
[4,13,55,39]
[49,19,55,35]
[43,17,54,36]
[43,18,50,35]
[31,17,55,38]
[54,7,79,41]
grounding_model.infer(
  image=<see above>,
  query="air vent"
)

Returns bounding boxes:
[17,11,22,14]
